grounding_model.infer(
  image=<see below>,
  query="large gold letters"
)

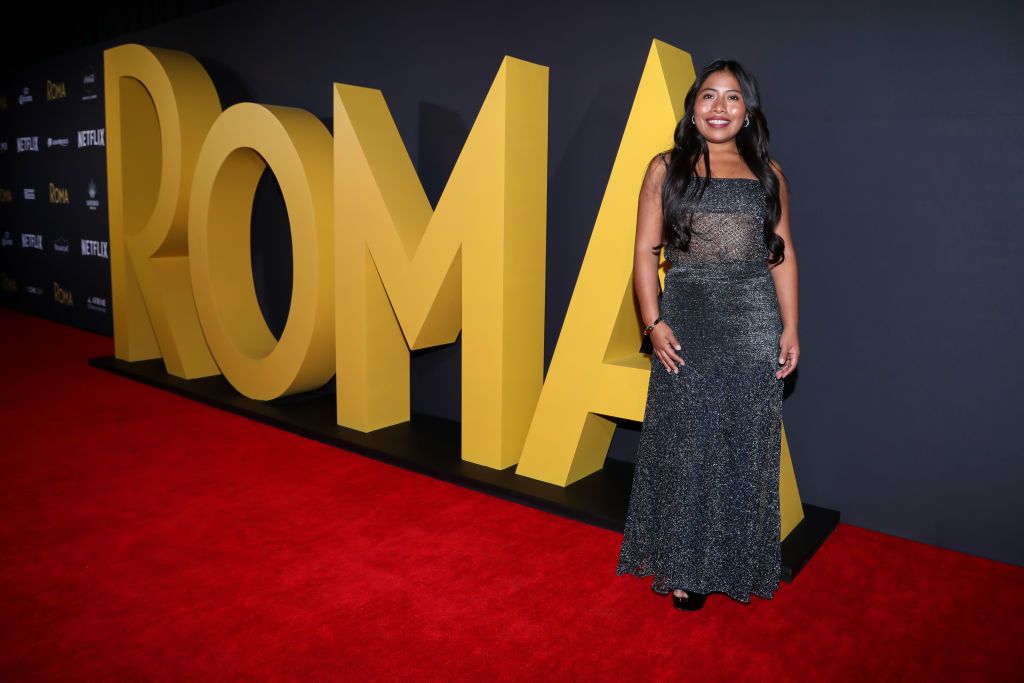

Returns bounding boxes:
[105,40,802,535]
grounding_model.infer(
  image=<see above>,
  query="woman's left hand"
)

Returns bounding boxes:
[776,328,800,380]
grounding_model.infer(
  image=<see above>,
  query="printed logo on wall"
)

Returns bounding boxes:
[54,236,71,254]
[23,188,36,200]
[46,80,67,101]
[1,273,16,293]
[0,95,7,111]
[47,136,70,148]
[24,284,44,296]
[0,188,12,203]
[49,183,70,204]
[53,281,74,307]
[0,141,8,153]
[21,233,43,250]
[77,128,105,148]
[82,66,98,101]
[1,231,13,247]
[86,296,108,313]
[18,86,33,105]
[85,180,100,210]
[16,136,39,152]
[81,239,109,259]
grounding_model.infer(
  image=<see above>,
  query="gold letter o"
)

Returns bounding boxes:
[188,103,334,400]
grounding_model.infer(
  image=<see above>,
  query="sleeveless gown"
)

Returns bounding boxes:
[615,176,784,603]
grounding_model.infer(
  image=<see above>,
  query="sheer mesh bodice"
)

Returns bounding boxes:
[663,177,769,264]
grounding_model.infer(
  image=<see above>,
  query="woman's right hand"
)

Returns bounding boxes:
[650,322,686,373]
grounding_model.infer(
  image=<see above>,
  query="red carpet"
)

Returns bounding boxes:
[1,306,1021,681]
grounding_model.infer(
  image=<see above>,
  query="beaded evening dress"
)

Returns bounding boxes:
[615,172,784,603]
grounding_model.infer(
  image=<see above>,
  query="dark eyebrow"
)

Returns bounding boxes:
[698,87,742,94]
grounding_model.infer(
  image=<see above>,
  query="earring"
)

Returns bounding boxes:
[691,115,695,125]
[744,116,750,128]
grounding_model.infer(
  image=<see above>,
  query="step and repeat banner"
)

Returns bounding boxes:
[0,52,110,335]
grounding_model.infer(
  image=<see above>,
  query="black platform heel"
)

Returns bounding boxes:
[672,590,707,611]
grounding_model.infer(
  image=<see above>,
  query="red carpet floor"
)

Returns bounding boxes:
[1,307,1022,681]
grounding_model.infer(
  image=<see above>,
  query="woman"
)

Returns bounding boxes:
[615,58,800,611]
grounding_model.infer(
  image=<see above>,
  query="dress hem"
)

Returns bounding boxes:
[615,566,780,605]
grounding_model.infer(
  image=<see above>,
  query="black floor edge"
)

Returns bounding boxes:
[89,355,839,583]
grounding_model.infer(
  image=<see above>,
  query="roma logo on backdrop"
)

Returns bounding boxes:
[104,40,801,535]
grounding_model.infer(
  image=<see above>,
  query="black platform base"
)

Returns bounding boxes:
[89,356,839,582]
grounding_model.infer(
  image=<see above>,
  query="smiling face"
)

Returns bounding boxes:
[693,69,748,142]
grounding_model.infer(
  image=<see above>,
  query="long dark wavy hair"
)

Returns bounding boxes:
[657,59,786,266]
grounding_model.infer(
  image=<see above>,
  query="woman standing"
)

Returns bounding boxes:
[615,58,800,611]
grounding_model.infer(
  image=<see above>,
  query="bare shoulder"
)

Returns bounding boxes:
[769,158,787,184]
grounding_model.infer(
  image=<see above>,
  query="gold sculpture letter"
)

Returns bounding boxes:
[188,103,335,400]
[514,40,802,537]
[333,57,548,468]
[105,44,222,378]
[515,40,691,485]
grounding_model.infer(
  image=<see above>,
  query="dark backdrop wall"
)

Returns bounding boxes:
[2,0,1021,566]
[0,55,109,332]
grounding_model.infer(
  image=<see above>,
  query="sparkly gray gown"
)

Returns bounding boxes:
[615,176,784,603]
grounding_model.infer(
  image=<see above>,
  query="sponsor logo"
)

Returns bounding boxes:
[18,86,33,105]
[46,136,69,148]
[25,284,44,296]
[53,281,74,307]
[23,188,36,200]
[16,136,40,152]
[54,235,71,253]
[82,67,98,100]
[0,141,8,153]
[49,182,69,203]
[81,239,109,259]
[21,233,44,249]
[1,231,12,247]
[1,273,16,292]
[0,188,11,203]
[46,80,67,100]
[77,128,105,148]
[86,295,107,313]
[85,180,100,210]
[0,95,7,111]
